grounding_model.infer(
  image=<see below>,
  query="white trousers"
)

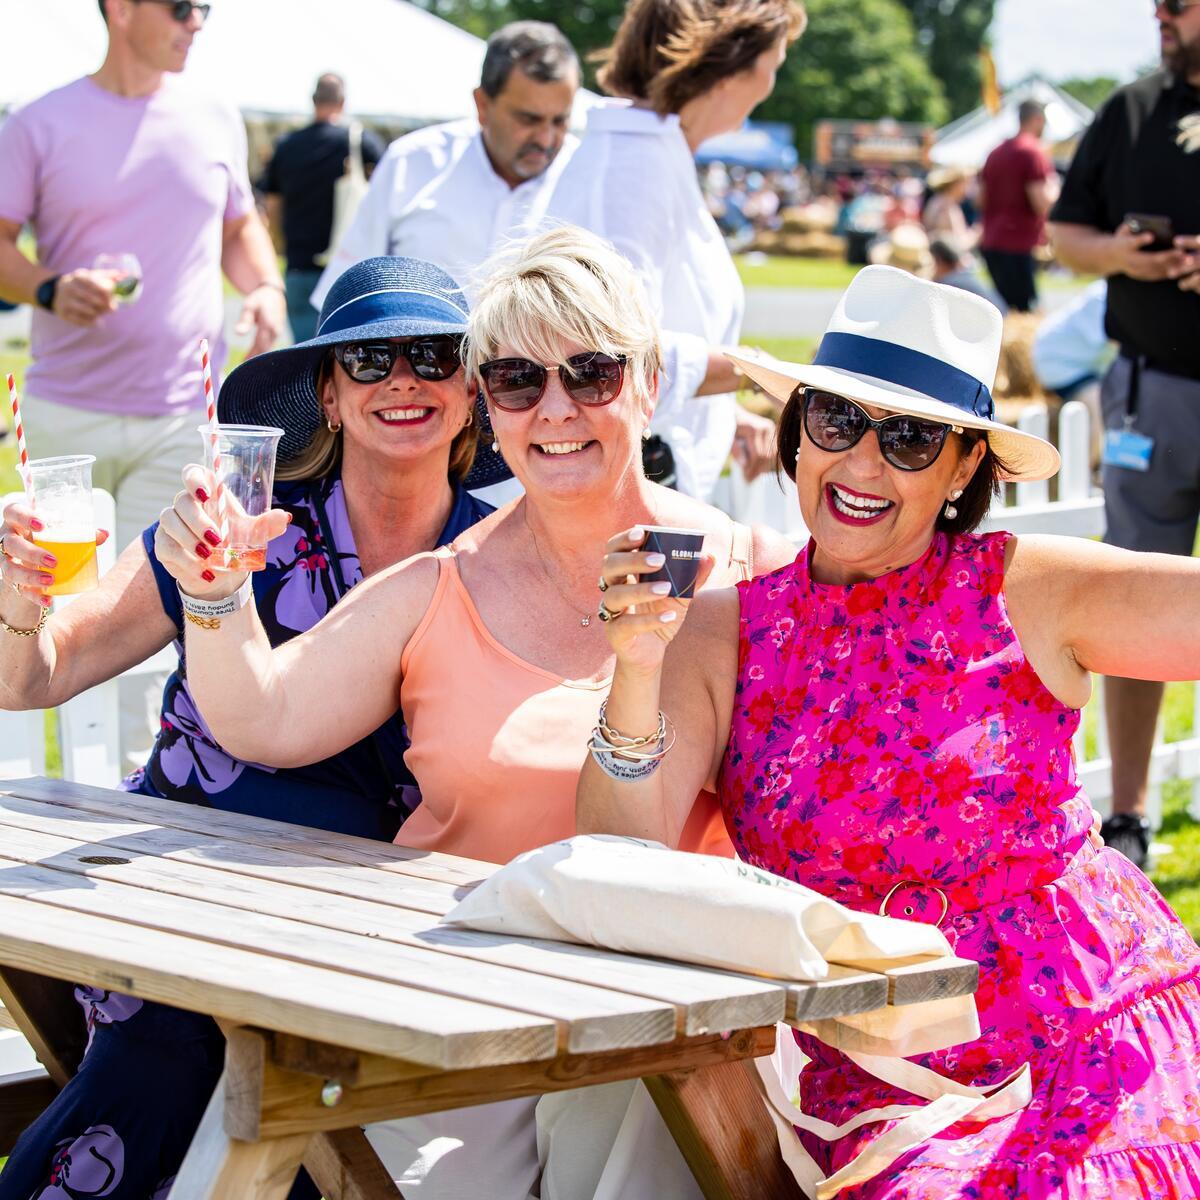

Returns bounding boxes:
[365,1082,701,1200]
[20,393,201,772]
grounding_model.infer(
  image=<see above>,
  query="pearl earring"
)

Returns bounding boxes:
[491,440,499,454]
[944,488,963,520]
[642,427,652,441]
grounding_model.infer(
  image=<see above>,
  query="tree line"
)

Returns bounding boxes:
[411,0,1003,154]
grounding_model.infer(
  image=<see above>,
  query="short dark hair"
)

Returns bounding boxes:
[313,73,345,108]
[776,388,1008,536]
[98,0,107,21]
[929,237,963,270]
[1018,99,1046,125]
[595,0,806,116]
[479,21,580,99]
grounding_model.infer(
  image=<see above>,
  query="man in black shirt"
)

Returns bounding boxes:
[1048,0,1200,869]
[262,75,384,341]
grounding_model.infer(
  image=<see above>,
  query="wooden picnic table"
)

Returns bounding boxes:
[0,776,978,1200]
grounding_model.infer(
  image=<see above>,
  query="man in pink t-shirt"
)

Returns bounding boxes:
[979,99,1059,312]
[0,0,285,766]
[0,0,284,530]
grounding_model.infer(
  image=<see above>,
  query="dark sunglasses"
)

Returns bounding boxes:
[134,0,211,22]
[477,352,626,412]
[802,388,962,472]
[1160,0,1200,15]
[333,336,463,384]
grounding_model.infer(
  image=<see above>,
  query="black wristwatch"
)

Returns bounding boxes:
[35,275,60,312]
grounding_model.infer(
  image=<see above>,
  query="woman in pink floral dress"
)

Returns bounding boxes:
[579,266,1200,1197]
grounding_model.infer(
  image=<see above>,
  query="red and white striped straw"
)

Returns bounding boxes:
[7,373,32,498]
[199,340,228,546]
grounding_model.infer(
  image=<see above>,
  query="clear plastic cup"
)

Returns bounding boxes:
[197,424,284,572]
[27,455,99,596]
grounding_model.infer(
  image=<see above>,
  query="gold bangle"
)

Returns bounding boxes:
[183,610,223,632]
[1,605,49,637]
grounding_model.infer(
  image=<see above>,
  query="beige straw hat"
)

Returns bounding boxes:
[727,265,1061,482]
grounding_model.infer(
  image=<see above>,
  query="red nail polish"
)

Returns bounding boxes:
[42,554,58,568]
[201,569,215,583]
[203,530,221,547]
[196,487,209,503]
[41,574,55,586]
[29,518,44,532]
[195,542,211,559]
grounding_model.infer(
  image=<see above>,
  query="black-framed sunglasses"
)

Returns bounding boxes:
[802,388,962,472]
[333,336,463,384]
[133,0,212,22]
[1160,0,1200,15]
[477,352,626,412]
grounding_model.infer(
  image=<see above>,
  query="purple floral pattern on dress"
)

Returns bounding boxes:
[33,1126,124,1197]
[718,532,1200,1198]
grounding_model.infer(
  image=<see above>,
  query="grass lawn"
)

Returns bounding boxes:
[0,344,1198,939]
[734,254,1094,294]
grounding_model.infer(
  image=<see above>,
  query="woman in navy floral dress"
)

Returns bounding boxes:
[0,257,503,1200]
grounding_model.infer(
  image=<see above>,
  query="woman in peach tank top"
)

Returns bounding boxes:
[160,226,795,1200]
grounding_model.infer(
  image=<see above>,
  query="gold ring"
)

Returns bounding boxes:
[879,881,949,926]
[597,598,621,623]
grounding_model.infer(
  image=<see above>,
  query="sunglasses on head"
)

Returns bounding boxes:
[477,352,626,412]
[333,336,463,384]
[801,389,962,472]
[134,0,211,22]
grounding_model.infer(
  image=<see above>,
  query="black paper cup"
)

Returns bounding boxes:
[641,526,706,598]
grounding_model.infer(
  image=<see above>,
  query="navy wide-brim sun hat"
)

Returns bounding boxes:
[217,256,512,489]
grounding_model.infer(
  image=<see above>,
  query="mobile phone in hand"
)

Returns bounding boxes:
[1125,213,1175,252]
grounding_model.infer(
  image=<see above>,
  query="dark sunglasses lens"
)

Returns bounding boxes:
[879,417,950,470]
[805,391,864,451]
[408,337,461,380]
[482,360,546,410]
[172,1,207,19]
[338,342,393,382]
[563,353,624,405]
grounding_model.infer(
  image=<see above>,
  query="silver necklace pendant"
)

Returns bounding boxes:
[580,614,591,628]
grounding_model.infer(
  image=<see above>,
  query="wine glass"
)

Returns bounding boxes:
[93,252,144,306]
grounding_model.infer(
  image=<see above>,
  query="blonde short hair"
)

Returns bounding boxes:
[465,225,662,403]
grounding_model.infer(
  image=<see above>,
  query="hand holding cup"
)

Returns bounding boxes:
[0,498,110,613]
[154,465,289,602]
[597,525,713,675]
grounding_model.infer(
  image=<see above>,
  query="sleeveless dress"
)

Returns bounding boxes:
[0,476,492,1200]
[718,532,1200,1198]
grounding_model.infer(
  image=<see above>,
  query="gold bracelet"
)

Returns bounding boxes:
[183,610,223,632]
[0,605,49,637]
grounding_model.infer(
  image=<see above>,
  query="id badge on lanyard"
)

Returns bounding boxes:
[1102,355,1155,472]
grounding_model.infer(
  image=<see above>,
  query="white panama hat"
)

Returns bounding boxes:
[727,265,1061,483]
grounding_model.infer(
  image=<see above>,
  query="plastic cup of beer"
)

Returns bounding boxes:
[26,455,99,596]
[198,424,284,572]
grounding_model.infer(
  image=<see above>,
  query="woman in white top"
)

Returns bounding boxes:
[545,0,807,500]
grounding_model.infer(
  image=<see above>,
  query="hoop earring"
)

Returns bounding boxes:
[326,415,342,434]
[944,488,963,520]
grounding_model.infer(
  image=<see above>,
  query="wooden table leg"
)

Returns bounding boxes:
[0,965,86,1085]
[169,1068,310,1200]
[644,1056,805,1200]
[304,1128,405,1200]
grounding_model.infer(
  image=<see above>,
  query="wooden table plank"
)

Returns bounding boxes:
[1,777,494,887]
[0,848,678,1056]
[0,798,794,1034]
[0,891,556,1068]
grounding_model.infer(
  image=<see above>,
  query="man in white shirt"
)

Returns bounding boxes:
[312,21,579,308]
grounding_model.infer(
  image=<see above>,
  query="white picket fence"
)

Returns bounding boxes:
[713,399,1199,834]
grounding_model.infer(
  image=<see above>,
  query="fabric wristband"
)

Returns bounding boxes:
[178,576,254,628]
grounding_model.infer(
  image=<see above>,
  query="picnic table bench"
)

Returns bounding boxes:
[0,776,978,1199]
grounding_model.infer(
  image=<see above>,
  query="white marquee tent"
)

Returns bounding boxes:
[1,0,490,124]
[930,77,1096,168]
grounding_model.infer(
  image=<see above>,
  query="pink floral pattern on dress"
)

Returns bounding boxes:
[718,532,1200,1198]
